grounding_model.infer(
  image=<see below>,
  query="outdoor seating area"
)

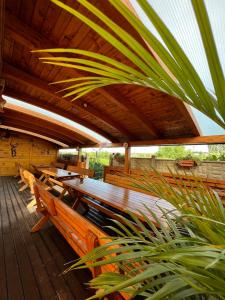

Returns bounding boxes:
[1,0,225,299]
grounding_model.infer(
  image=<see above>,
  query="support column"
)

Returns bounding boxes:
[76,146,81,165]
[124,143,131,174]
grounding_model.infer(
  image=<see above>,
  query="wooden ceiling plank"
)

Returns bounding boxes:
[103,87,160,137]
[4,88,117,142]
[3,62,132,138]
[3,119,75,146]
[4,11,156,138]
[3,108,80,142]
[4,110,86,145]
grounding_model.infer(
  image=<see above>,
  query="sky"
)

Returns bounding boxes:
[130,0,225,136]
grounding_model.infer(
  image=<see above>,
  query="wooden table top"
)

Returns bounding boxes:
[62,178,175,224]
[38,167,79,179]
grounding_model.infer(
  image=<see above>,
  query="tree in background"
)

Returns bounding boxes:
[155,146,192,160]
[208,144,225,153]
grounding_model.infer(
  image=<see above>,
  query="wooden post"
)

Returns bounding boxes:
[76,147,80,165]
[124,143,131,174]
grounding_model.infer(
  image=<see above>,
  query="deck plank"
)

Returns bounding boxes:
[0,177,92,300]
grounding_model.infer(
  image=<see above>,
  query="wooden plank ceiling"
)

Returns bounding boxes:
[2,0,200,147]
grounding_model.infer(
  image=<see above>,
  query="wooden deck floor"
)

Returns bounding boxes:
[0,176,93,300]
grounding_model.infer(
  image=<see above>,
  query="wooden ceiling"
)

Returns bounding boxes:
[1,0,201,147]
[1,107,95,147]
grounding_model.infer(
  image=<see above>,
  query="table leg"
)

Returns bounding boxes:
[72,192,81,210]
[39,173,45,181]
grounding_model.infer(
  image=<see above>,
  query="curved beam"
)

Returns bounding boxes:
[3,63,131,139]
[0,125,68,147]
[4,89,115,142]
[4,103,88,144]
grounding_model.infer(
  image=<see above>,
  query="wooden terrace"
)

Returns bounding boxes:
[1,0,225,299]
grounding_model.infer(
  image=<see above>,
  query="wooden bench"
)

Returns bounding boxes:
[176,160,197,168]
[51,162,66,169]
[21,169,51,195]
[31,183,125,299]
[104,167,225,199]
[67,165,95,178]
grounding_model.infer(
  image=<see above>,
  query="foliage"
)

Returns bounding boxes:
[209,145,225,153]
[89,160,104,180]
[35,0,225,130]
[114,153,125,164]
[65,170,225,299]
[203,152,225,162]
[155,146,192,160]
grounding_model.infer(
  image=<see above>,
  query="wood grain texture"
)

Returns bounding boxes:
[2,0,201,145]
[0,132,57,176]
[62,177,174,225]
[0,176,93,300]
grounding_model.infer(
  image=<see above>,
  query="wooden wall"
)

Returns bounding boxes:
[0,132,58,176]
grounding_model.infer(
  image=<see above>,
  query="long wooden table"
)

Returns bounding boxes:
[62,178,175,225]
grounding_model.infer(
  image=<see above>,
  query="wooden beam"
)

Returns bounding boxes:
[103,87,160,137]
[3,118,76,146]
[0,125,68,147]
[4,88,115,142]
[5,104,89,145]
[4,11,158,138]
[82,135,225,148]
[3,63,131,138]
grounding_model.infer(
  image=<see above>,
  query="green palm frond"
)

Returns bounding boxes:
[34,0,225,129]
[64,170,225,299]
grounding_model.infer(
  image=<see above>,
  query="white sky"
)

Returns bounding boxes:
[130,0,225,136]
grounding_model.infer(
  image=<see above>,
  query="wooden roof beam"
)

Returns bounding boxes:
[3,119,75,146]
[83,135,225,148]
[102,87,160,137]
[3,111,84,145]
[4,11,155,138]
[3,62,132,139]
[4,88,115,142]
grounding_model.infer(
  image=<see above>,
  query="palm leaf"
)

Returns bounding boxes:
[34,0,225,129]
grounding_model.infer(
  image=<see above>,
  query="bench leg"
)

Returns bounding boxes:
[39,173,45,181]
[31,215,49,233]
[19,183,28,192]
[59,188,67,200]
[27,198,37,209]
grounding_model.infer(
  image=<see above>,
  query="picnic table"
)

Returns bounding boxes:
[38,167,79,183]
[62,178,175,226]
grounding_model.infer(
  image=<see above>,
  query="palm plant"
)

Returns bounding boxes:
[65,171,225,299]
[35,0,225,129]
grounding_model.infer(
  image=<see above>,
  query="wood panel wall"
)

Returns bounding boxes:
[0,132,58,176]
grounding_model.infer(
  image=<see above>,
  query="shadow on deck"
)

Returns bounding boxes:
[0,176,93,300]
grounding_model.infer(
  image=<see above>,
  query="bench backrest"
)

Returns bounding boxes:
[52,162,65,169]
[104,167,225,198]
[34,182,113,276]
[67,165,95,178]
[23,169,36,194]
[19,166,26,183]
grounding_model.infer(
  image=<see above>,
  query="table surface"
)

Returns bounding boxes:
[62,178,175,224]
[38,167,79,179]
